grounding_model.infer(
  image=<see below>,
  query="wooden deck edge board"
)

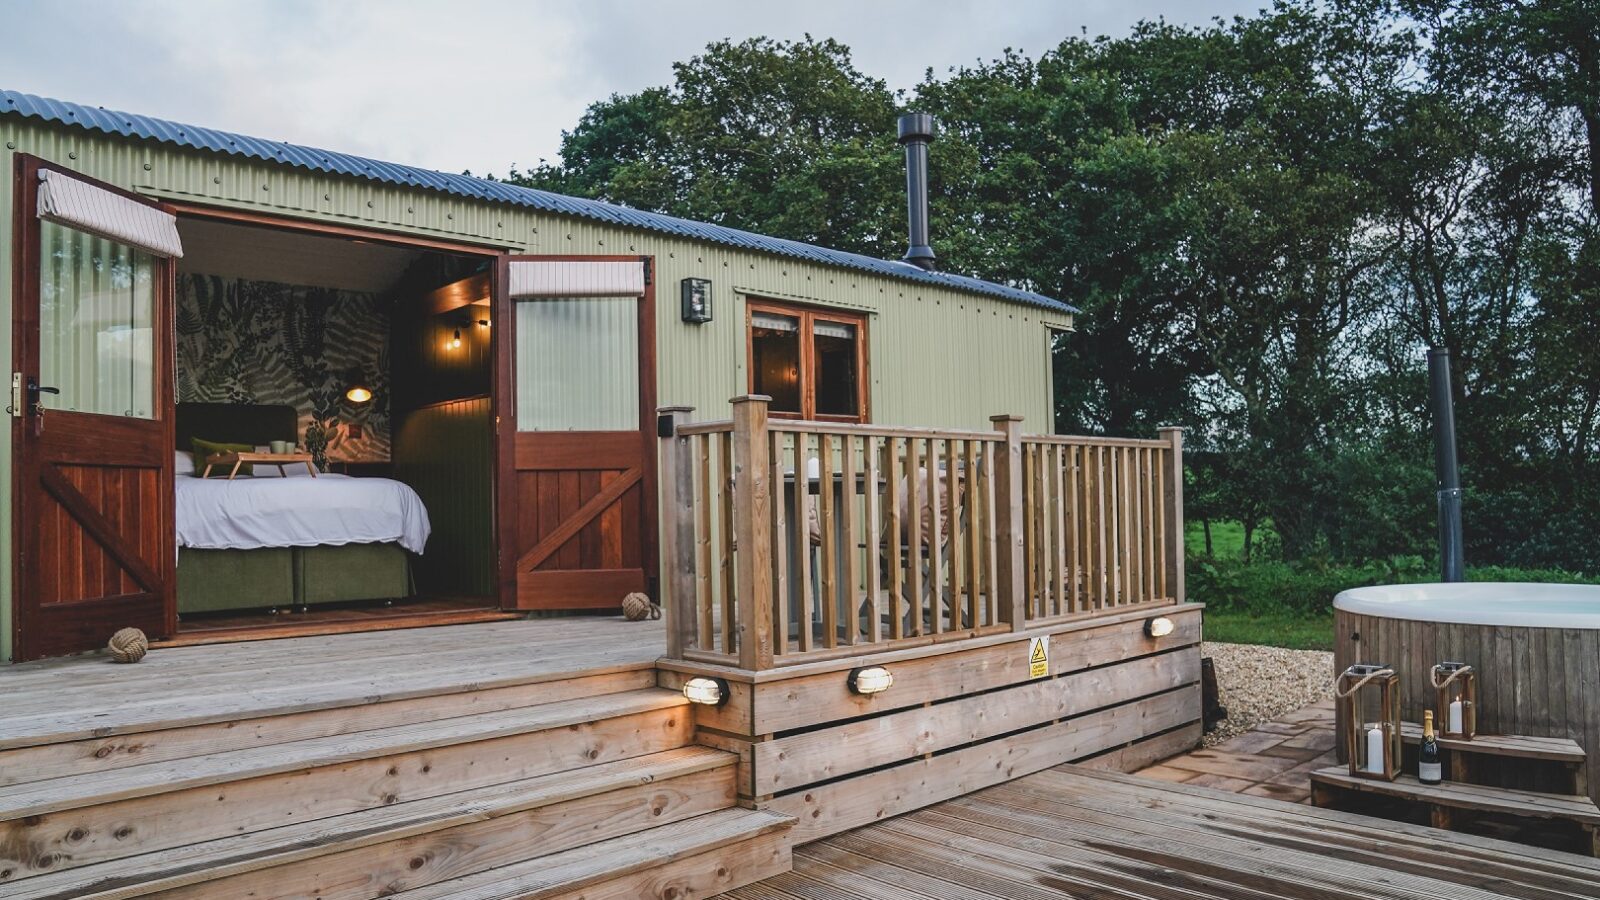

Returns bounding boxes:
[654,602,1204,683]
[382,808,795,900]
[1310,767,1600,825]
[0,689,689,820]
[6,747,736,900]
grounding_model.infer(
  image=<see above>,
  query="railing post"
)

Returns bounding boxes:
[731,395,775,669]
[1158,426,1186,604]
[657,405,696,659]
[991,415,1027,630]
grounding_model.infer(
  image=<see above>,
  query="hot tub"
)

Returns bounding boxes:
[1333,582,1600,804]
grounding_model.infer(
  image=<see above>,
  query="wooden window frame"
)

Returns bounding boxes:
[745,298,869,423]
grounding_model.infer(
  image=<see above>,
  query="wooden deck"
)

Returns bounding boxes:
[723,766,1600,900]
[0,616,665,750]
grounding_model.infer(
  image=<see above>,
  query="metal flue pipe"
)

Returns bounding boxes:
[897,112,937,270]
[1428,347,1465,582]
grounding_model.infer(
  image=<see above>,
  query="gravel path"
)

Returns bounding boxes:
[1202,641,1333,746]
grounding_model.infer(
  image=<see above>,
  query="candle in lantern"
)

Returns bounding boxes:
[1365,725,1385,775]
[1448,698,1464,734]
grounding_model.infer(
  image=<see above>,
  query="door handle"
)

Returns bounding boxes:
[25,378,58,414]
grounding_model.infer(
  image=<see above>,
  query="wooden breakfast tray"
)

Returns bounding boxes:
[202,451,317,480]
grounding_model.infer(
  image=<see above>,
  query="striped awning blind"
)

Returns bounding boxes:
[36,170,184,259]
[508,260,645,299]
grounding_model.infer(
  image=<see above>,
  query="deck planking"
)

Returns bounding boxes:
[0,617,665,748]
[721,765,1600,900]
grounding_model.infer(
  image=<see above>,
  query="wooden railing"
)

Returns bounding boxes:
[1019,434,1184,624]
[658,396,1184,669]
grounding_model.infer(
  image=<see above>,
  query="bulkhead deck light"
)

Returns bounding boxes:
[848,665,893,695]
[682,676,729,707]
[1145,616,1175,639]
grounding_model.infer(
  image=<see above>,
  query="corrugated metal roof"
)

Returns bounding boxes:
[1,89,1076,315]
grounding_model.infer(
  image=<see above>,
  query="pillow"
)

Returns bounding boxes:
[192,438,256,477]
[174,450,195,477]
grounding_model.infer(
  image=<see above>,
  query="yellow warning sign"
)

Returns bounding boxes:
[1028,637,1049,679]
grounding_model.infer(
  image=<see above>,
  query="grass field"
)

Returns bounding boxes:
[1187,519,1274,561]
[1202,609,1334,651]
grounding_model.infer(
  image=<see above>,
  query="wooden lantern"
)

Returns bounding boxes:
[1431,661,1476,740]
[1337,663,1401,781]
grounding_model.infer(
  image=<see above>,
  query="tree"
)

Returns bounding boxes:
[508,36,904,258]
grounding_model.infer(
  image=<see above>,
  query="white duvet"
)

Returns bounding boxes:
[176,473,431,554]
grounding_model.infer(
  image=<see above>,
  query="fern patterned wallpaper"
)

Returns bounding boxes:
[177,274,391,463]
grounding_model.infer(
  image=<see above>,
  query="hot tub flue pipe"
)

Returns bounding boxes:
[1428,347,1465,582]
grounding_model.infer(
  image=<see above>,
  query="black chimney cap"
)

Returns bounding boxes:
[897,113,936,144]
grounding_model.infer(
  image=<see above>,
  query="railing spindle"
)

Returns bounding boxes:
[840,434,859,646]
[770,430,789,657]
[864,435,883,644]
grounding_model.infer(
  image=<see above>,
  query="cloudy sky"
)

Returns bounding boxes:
[1,0,1262,176]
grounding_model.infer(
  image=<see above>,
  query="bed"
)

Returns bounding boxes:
[175,403,431,615]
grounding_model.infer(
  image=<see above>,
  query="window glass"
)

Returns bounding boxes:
[813,319,858,417]
[38,221,156,418]
[751,311,802,414]
[515,297,639,431]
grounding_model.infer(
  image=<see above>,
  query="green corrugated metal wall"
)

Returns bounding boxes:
[0,117,1071,662]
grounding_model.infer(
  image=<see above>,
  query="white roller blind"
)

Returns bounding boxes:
[37,170,183,259]
[508,260,645,299]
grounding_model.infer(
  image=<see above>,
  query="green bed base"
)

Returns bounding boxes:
[177,544,413,614]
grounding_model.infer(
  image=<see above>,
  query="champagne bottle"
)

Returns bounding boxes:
[1419,709,1443,784]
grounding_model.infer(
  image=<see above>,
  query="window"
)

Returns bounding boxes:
[747,300,867,421]
[38,221,156,419]
[515,296,639,431]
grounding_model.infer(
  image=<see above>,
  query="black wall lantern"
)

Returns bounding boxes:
[681,277,713,324]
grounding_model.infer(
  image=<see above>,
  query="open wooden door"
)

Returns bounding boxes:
[495,255,656,609]
[11,156,179,659]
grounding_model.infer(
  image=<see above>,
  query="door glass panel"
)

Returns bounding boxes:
[813,319,858,416]
[38,221,156,418]
[751,311,801,413]
[516,296,639,431]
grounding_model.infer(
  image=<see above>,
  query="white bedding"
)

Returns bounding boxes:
[176,473,431,554]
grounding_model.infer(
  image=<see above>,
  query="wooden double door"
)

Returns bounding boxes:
[10,168,657,658]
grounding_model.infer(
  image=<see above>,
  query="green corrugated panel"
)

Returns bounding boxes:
[0,118,1071,661]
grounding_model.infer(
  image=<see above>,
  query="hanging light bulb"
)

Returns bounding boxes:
[450,328,462,350]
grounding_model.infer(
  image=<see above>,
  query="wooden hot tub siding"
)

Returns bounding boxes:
[1335,609,1600,806]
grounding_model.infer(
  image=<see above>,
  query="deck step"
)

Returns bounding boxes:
[8,746,737,900]
[1312,765,1600,855]
[1310,767,1600,825]
[0,666,656,787]
[388,808,795,900]
[0,689,692,883]
[1398,725,1587,764]
[4,743,732,896]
